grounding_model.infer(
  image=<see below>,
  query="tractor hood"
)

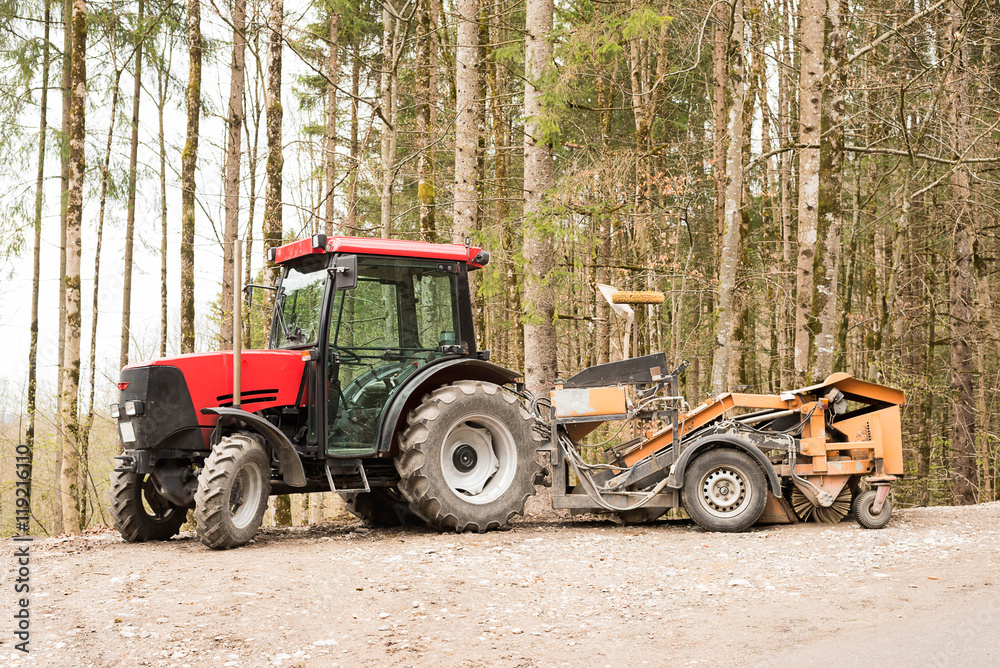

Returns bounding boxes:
[118,350,310,448]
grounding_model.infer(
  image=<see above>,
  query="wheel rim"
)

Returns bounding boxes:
[699,466,753,519]
[440,414,517,505]
[140,476,179,523]
[229,463,264,529]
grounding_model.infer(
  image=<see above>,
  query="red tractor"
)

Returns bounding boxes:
[110,235,543,548]
[110,235,907,549]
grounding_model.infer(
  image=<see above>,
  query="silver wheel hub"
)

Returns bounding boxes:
[440,415,517,504]
[230,463,263,529]
[700,467,751,518]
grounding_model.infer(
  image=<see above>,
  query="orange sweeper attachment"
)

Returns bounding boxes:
[543,354,906,530]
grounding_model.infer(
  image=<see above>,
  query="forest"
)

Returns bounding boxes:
[1,0,998,537]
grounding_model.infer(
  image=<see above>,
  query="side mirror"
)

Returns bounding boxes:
[242,283,277,309]
[331,254,357,291]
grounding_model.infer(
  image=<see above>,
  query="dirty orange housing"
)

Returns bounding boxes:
[604,372,905,476]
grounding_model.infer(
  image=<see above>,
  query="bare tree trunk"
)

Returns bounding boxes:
[777,0,792,388]
[264,0,290,525]
[346,43,359,232]
[180,0,202,354]
[814,0,845,377]
[918,238,936,505]
[120,0,145,370]
[263,0,283,289]
[80,66,122,520]
[710,0,745,395]
[157,34,173,358]
[25,0,52,533]
[61,0,87,533]
[243,0,263,290]
[793,0,824,384]
[324,10,337,234]
[221,0,247,350]
[522,0,556,393]
[454,0,479,242]
[379,8,399,238]
[244,43,262,348]
[54,0,72,536]
[711,2,726,269]
[947,2,976,505]
[416,0,436,241]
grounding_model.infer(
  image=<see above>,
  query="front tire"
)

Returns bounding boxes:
[395,381,543,532]
[109,470,187,542]
[681,448,767,532]
[194,433,271,549]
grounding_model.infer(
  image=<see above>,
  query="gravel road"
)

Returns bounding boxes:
[2,502,998,667]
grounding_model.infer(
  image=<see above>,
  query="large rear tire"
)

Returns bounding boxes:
[681,448,767,532]
[342,486,421,527]
[395,381,543,532]
[194,433,271,550]
[109,470,187,542]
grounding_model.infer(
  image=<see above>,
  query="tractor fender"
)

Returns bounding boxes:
[200,407,307,487]
[665,434,782,497]
[375,357,521,455]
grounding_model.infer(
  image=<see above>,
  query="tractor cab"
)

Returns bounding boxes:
[267,235,488,458]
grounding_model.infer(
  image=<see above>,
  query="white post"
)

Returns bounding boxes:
[233,238,242,409]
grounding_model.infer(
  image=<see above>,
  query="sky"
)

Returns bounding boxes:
[0,1,336,414]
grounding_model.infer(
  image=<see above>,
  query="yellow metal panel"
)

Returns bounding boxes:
[551,386,628,419]
[799,437,827,457]
[776,459,872,476]
[832,405,904,475]
[877,405,904,475]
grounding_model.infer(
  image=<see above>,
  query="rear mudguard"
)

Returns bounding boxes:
[200,407,307,487]
[374,358,521,455]
[665,434,783,497]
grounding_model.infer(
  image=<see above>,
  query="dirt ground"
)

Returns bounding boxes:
[2,502,999,668]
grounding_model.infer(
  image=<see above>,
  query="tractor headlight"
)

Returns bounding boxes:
[124,400,144,416]
[110,403,120,418]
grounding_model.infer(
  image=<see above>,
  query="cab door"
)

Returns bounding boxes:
[326,257,460,457]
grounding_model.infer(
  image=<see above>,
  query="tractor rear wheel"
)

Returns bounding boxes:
[681,448,767,532]
[194,433,271,550]
[109,470,187,542]
[395,380,542,532]
[342,486,421,527]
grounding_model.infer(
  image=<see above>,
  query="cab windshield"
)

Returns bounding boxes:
[269,256,328,349]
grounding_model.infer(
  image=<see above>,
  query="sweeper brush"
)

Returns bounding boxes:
[791,484,852,523]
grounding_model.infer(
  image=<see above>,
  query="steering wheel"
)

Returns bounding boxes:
[340,360,414,411]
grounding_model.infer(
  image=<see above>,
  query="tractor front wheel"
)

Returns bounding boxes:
[109,470,188,542]
[395,381,542,532]
[194,433,271,550]
[681,448,767,532]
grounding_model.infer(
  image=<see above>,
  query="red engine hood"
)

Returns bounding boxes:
[127,349,309,431]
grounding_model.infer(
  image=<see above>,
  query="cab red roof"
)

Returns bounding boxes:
[273,235,486,267]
